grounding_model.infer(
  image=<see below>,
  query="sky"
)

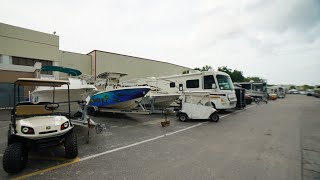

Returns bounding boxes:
[1,0,319,85]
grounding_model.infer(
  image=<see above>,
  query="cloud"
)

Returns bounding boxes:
[0,0,319,84]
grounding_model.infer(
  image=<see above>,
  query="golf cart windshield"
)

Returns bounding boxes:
[183,91,212,107]
[14,78,70,118]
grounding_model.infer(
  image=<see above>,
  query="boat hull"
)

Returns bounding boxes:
[89,87,150,110]
[141,93,180,108]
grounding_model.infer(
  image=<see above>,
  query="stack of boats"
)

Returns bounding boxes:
[30,66,180,116]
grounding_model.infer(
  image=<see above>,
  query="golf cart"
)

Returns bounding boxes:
[3,78,78,173]
[177,91,219,122]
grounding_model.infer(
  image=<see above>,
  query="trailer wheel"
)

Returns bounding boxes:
[178,113,188,122]
[3,143,28,173]
[65,133,78,159]
[210,112,219,122]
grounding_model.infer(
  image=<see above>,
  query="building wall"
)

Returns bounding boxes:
[60,51,91,77]
[0,23,60,61]
[88,50,190,80]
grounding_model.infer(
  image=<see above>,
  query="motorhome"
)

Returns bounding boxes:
[154,70,237,110]
[273,86,286,98]
[235,81,267,99]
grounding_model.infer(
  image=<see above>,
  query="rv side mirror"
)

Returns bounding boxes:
[212,84,217,89]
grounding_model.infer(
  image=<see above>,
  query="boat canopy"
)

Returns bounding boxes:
[41,66,82,76]
[15,78,69,87]
[97,72,127,79]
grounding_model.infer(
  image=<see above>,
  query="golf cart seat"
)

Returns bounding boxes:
[15,104,52,116]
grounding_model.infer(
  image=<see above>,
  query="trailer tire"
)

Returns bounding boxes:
[3,143,28,173]
[178,113,188,122]
[210,112,219,122]
[65,133,78,159]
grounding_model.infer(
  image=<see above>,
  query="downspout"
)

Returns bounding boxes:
[95,50,97,80]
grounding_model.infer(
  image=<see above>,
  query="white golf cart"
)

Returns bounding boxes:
[2,78,78,173]
[177,91,219,122]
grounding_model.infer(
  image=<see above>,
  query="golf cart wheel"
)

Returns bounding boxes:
[65,133,78,159]
[3,143,28,173]
[178,113,188,122]
[210,113,219,122]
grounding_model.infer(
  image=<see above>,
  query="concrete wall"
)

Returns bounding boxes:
[60,51,92,77]
[0,23,60,61]
[88,50,190,80]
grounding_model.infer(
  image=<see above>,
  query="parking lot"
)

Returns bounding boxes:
[0,95,319,180]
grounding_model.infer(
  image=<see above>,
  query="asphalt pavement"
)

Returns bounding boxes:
[0,95,319,180]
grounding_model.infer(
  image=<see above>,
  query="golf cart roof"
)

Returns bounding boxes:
[15,78,69,87]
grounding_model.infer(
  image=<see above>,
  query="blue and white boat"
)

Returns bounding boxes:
[88,72,150,110]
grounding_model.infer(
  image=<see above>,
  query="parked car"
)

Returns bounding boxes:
[288,89,299,94]
[245,94,254,104]
[306,89,315,96]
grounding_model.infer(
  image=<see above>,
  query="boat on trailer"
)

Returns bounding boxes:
[31,66,97,116]
[88,72,151,110]
[121,77,181,109]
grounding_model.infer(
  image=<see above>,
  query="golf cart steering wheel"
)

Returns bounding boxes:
[45,103,60,111]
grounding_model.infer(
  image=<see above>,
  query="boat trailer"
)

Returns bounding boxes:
[72,101,106,143]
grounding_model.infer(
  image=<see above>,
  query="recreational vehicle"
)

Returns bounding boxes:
[155,70,237,110]
[235,81,267,99]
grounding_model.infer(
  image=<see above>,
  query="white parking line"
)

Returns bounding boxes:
[80,105,255,162]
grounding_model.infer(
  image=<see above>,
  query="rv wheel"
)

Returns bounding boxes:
[210,112,219,122]
[178,113,188,122]
[65,133,78,159]
[3,143,28,173]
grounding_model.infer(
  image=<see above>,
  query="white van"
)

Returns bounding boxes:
[156,70,237,110]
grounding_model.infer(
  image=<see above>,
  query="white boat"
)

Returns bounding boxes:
[31,66,97,115]
[121,77,180,108]
[88,72,151,110]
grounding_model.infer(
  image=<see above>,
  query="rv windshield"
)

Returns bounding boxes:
[216,75,234,90]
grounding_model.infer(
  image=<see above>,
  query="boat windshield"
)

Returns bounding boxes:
[216,75,234,90]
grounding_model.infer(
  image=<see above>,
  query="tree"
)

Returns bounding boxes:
[218,66,245,82]
[245,76,264,82]
[302,85,314,91]
[194,65,213,71]
[201,65,212,71]
[289,86,296,90]
[182,70,189,74]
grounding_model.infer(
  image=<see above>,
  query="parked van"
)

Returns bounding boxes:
[155,70,237,110]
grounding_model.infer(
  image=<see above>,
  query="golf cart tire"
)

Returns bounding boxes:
[178,113,188,122]
[3,143,28,173]
[210,113,219,122]
[64,133,78,159]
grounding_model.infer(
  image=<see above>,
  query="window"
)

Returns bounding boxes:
[186,79,199,88]
[204,75,215,89]
[12,56,53,74]
[170,82,175,88]
[241,84,252,90]
[0,55,12,64]
[216,75,234,90]
[179,84,183,91]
